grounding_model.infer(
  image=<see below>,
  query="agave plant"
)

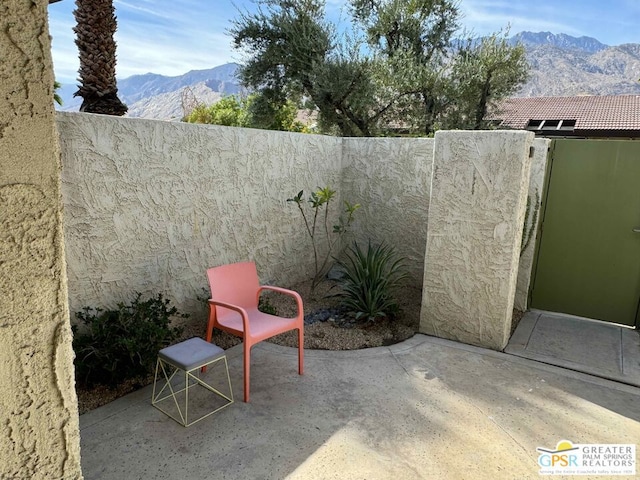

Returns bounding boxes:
[334,241,407,322]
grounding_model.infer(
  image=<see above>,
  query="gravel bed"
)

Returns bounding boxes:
[75,277,523,414]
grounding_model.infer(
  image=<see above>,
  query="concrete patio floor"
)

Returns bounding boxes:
[506,310,640,387]
[79,334,640,479]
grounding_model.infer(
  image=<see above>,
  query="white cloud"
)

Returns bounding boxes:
[459,0,581,37]
[113,0,175,20]
[114,30,235,78]
[460,0,639,45]
[48,0,639,84]
[49,0,241,82]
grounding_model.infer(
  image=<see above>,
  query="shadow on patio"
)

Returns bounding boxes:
[79,334,640,479]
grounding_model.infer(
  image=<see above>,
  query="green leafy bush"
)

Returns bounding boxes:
[72,293,186,387]
[334,241,407,322]
[258,295,278,315]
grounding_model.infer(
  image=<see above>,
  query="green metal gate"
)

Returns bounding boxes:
[530,139,640,327]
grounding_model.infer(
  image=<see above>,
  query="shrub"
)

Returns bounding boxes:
[72,293,186,387]
[334,241,408,322]
[287,186,360,291]
[258,295,278,315]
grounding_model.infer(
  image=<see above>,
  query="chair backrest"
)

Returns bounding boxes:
[207,261,260,310]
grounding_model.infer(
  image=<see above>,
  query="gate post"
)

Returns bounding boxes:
[420,131,534,350]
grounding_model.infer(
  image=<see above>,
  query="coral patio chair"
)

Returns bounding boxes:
[205,262,304,402]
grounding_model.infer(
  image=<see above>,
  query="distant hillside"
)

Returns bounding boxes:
[510,31,608,54]
[517,41,640,97]
[58,63,242,120]
[118,63,241,105]
[125,82,224,121]
[56,33,640,120]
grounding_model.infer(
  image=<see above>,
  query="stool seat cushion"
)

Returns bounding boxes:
[158,337,225,371]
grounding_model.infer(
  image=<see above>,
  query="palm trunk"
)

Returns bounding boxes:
[74,0,127,115]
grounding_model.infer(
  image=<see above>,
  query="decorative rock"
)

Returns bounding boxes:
[304,307,348,325]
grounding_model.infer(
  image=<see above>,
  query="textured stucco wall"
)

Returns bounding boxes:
[57,112,543,351]
[514,138,551,311]
[420,131,534,351]
[341,138,433,284]
[57,113,343,319]
[0,1,82,479]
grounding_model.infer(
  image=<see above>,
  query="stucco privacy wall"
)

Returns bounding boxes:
[0,1,82,479]
[420,131,534,351]
[341,138,434,284]
[57,113,343,318]
[514,138,551,311]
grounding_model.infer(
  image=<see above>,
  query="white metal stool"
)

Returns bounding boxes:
[152,337,233,426]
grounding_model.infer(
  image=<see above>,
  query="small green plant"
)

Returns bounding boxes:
[258,295,278,315]
[333,241,408,323]
[197,287,210,306]
[287,186,360,291]
[72,293,186,387]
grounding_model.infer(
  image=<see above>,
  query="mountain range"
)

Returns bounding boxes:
[57,31,640,121]
[511,32,640,97]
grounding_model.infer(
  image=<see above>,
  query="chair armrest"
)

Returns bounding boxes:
[258,285,304,317]
[208,299,251,333]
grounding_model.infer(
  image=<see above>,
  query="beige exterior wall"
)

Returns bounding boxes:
[0,1,82,479]
[58,113,343,318]
[514,138,551,311]
[58,113,542,343]
[58,115,437,319]
[341,138,434,284]
[420,131,535,350]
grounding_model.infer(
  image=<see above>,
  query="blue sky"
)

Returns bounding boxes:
[47,0,640,84]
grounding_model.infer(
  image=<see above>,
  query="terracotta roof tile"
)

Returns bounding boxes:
[493,95,640,131]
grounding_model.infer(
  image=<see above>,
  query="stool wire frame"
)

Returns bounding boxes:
[152,354,234,427]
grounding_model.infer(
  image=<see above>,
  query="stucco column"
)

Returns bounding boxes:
[420,130,534,350]
[0,1,83,478]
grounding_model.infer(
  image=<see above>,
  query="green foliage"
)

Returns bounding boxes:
[245,92,311,132]
[258,295,278,315]
[231,0,385,136]
[333,241,408,322]
[184,92,311,132]
[230,0,529,136]
[54,80,63,106]
[351,0,459,59]
[197,287,211,306]
[184,96,248,126]
[72,293,186,387]
[287,186,360,290]
[446,30,529,130]
[351,0,460,135]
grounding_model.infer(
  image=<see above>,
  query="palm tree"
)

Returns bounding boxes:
[54,81,63,106]
[73,0,127,115]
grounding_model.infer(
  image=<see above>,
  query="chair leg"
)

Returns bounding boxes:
[205,306,215,342]
[298,327,304,375]
[243,342,250,403]
[202,307,215,374]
